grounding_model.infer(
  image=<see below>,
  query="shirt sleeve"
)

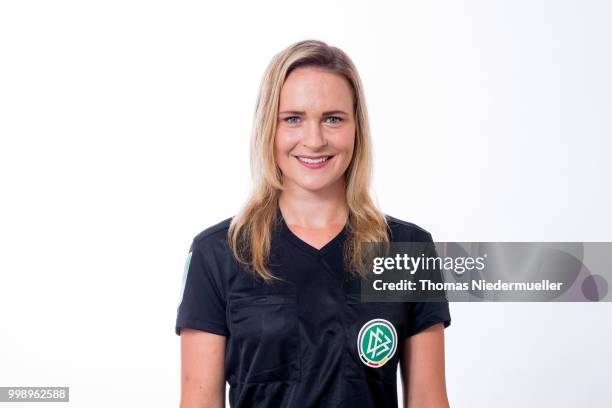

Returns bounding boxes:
[405,233,452,337]
[175,238,229,336]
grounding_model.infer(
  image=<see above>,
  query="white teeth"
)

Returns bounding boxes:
[298,156,329,164]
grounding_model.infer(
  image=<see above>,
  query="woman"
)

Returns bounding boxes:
[175,39,451,407]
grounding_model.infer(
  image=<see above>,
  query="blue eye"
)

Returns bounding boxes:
[283,116,300,124]
[326,116,343,124]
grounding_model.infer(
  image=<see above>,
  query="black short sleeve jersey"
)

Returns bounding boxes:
[175,212,451,408]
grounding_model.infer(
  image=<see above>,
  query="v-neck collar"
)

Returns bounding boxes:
[276,208,348,258]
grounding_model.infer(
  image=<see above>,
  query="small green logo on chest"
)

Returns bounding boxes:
[357,318,398,367]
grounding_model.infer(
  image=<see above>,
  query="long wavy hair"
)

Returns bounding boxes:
[228,39,389,281]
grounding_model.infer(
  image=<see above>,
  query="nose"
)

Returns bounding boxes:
[301,120,328,149]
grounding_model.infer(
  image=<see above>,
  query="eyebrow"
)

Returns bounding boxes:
[278,110,349,116]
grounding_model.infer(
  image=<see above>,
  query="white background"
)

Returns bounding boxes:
[1,0,611,407]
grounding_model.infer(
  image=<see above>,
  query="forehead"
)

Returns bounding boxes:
[279,67,353,112]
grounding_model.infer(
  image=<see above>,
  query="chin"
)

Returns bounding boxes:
[298,184,330,192]
[293,177,342,193]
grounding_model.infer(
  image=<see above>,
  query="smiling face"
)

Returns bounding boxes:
[274,66,356,194]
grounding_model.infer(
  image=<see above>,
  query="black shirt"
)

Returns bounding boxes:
[175,211,451,407]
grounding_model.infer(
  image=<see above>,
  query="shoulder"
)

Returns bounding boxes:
[193,216,233,242]
[384,214,433,242]
[191,216,234,253]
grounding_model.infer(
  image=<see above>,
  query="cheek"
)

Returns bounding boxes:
[274,131,287,157]
[336,126,356,158]
[274,130,295,167]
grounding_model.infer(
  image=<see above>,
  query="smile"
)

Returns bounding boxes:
[294,155,334,168]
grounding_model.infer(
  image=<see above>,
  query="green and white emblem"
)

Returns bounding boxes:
[357,318,398,368]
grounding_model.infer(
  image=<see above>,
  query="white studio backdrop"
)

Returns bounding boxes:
[1,1,610,407]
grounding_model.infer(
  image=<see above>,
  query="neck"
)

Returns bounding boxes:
[278,178,349,229]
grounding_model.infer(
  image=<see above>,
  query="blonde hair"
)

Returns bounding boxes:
[228,39,389,281]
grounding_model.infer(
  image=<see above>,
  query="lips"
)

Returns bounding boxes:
[296,156,332,164]
[294,155,334,168]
